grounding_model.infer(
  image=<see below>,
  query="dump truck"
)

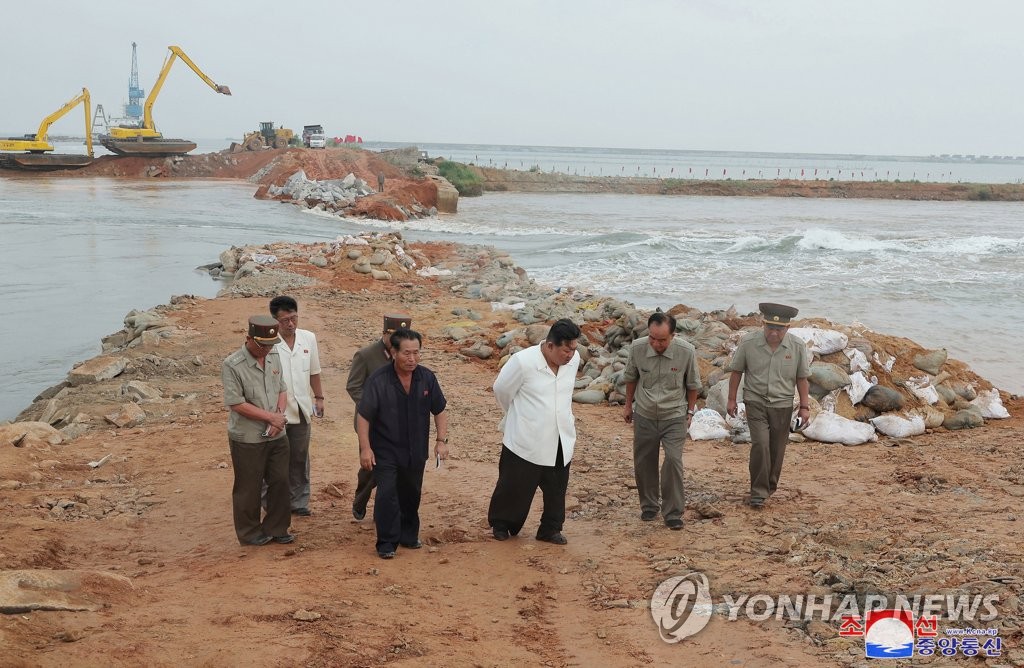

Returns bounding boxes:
[302,124,324,148]
[101,45,230,156]
[0,87,94,170]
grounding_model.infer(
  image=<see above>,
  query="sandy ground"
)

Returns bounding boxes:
[2,249,1022,667]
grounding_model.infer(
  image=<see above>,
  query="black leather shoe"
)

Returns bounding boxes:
[536,532,568,545]
[666,519,684,530]
[272,534,296,544]
[640,510,657,521]
[352,505,366,521]
[400,540,422,549]
[378,550,396,559]
[292,507,312,517]
[241,534,272,546]
[492,528,511,541]
[749,497,765,509]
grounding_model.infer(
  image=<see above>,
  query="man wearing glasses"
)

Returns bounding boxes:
[269,296,324,518]
[221,315,293,546]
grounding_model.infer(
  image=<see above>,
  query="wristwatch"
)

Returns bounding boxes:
[687,408,696,415]
[437,436,449,444]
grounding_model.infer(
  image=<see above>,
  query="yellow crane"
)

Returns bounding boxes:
[102,45,230,157]
[0,87,94,170]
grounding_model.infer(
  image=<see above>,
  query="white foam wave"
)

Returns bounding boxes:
[796,228,905,252]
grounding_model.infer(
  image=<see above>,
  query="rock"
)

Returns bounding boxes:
[121,380,163,402]
[292,609,322,622]
[67,356,127,386]
[309,255,328,268]
[346,249,362,260]
[59,423,91,441]
[809,362,852,392]
[460,343,493,360]
[219,248,239,274]
[370,269,392,281]
[943,408,984,430]
[104,403,146,429]
[572,390,607,404]
[861,385,905,412]
[353,261,372,274]
[0,422,64,447]
[525,324,550,345]
[913,349,947,376]
[0,570,134,614]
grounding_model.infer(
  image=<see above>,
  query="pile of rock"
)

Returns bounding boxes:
[265,170,438,221]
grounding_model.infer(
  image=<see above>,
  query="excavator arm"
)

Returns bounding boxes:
[0,88,92,154]
[108,45,230,140]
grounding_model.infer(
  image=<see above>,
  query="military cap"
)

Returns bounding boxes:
[248,315,282,345]
[759,302,799,327]
[384,314,412,332]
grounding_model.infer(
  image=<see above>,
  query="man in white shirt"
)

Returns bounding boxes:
[488,319,581,545]
[270,296,324,517]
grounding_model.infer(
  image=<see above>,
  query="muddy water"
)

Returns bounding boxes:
[2,177,1022,420]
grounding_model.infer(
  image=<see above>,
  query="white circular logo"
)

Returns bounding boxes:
[650,571,713,643]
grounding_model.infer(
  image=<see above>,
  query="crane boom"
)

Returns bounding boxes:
[108,45,230,140]
[0,87,92,156]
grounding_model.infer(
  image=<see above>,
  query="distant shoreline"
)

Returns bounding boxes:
[474,166,1024,201]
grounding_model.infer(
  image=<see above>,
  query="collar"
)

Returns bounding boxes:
[644,341,676,359]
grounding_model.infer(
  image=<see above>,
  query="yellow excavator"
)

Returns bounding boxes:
[101,45,230,157]
[0,88,93,170]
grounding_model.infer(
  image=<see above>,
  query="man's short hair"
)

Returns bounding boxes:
[546,319,581,347]
[648,311,676,332]
[269,295,298,316]
[389,328,422,350]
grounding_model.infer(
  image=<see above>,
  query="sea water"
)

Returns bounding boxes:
[1,173,1021,420]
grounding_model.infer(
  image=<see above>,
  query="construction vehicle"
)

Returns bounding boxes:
[101,45,230,156]
[241,122,294,150]
[302,124,323,147]
[0,88,94,170]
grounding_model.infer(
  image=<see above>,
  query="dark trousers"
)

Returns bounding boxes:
[353,466,376,514]
[285,416,311,510]
[230,436,290,543]
[746,402,791,501]
[372,459,424,553]
[633,414,686,521]
[488,443,570,538]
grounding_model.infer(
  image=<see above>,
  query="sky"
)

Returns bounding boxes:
[3,0,1024,156]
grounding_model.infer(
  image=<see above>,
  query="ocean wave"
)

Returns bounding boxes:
[796,228,906,252]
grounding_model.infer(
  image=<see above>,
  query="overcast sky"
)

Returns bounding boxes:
[3,0,1023,156]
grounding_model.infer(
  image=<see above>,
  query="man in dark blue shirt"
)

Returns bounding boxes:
[357,329,449,559]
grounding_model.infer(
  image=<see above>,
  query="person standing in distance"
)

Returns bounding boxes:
[622,311,701,530]
[346,314,411,521]
[221,315,294,546]
[488,318,581,545]
[726,303,811,508]
[269,295,323,517]
[357,329,449,559]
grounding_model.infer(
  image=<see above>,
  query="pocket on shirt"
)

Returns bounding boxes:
[301,356,311,372]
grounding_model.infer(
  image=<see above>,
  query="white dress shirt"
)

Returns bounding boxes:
[275,328,322,423]
[493,344,580,466]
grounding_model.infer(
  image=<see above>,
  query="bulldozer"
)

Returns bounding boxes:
[241,122,294,150]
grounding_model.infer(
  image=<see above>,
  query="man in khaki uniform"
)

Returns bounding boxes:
[726,303,811,508]
[222,315,293,545]
[623,312,701,530]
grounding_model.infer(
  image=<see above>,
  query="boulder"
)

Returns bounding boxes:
[861,385,905,412]
[0,422,64,447]
[913,349,947,376]
[121,380,163,402]
[525,324,550,345]
[104,403,146,429]
[0,570,134,614]
[68,356,127,387]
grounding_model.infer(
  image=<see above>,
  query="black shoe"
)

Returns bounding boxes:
[400,540,422,549]
[378,550,396,559]
[241,534,272,546]
[352,505,366,521]
[492,528,511,541]
[272,534,296,544]
[640,510,657,521]
[749,497,765,509]
[536,532,568,545]
[666,519,684,530]
[292,507,312,517]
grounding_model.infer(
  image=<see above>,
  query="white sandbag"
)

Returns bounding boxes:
[688,408,731,441]
[970,389,1010,419]
[725,402,747,431]
[845,371,875,405]
[788,327,849,355]
[844,347,871,373]
[906,375,939,405]
[870,414,926,438]
[801,412,878,446]
[872,352,896,372]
